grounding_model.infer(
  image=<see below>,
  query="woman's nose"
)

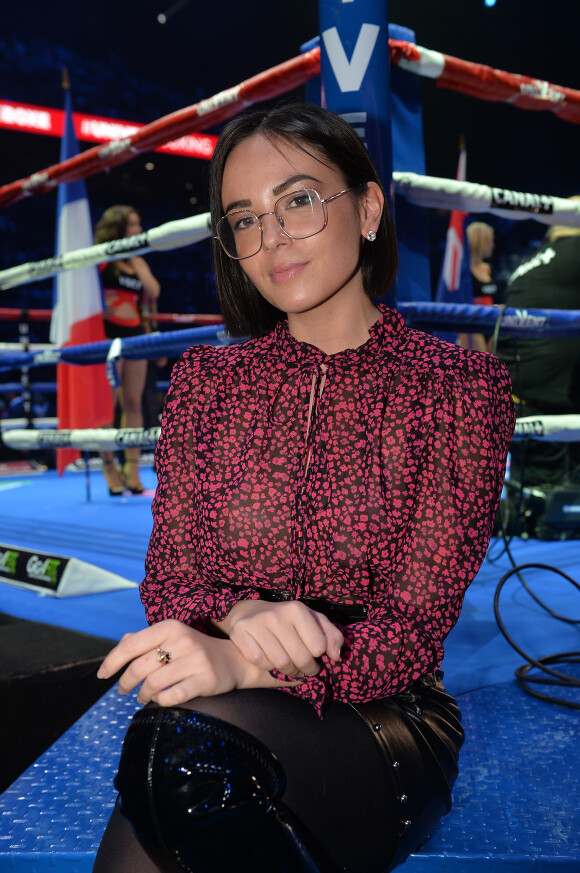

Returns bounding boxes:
[261,212,288,250]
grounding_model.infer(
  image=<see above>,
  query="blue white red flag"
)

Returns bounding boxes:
[50,85,112,473]
[434,147,473,342]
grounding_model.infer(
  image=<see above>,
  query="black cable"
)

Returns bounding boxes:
[494,497,580,623]
[494,562,580,709]
[488,303,506,358]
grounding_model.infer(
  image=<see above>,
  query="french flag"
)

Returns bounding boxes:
[434,145,473,342]
[50,84,112,473]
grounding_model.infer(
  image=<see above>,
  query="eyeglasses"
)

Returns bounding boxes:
[215,185,365,260]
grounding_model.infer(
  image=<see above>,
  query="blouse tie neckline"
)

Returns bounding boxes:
[263,304,400,425]
[271,303,398,370]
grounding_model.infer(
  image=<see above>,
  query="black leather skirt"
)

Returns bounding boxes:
[113,594,464,872]
[237,591,465,868]
[348,670,464,870]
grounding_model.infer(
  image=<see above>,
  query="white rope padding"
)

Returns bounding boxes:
[1,417,57,430]
[512,415,580,442]
[0,342,53,351]
[0,213,212,291]
[3,175,580,294]
[1,426,161,451]
[392,45,445,79]
[3,416,580,452]
[393,173,580,227]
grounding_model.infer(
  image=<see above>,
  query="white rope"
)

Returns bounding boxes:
[394,46,445,79]
[1,417,57,430]
[512,415,580,442]
[0,342,53,351]
[0,213,212,291]
[393,172,580,227]
[3,176,580,294]
[1,426,160,451]
[4,416,580,451]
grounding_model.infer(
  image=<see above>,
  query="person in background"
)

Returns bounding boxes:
[458,221,498,353]
[92,103,514,873]
[497,205,580,494]
[95,206,161,495]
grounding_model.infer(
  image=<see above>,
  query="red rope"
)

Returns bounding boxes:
[1,40,579,211]
[0,49,321,209]
[0,308,223,325]
[438,54,580,124]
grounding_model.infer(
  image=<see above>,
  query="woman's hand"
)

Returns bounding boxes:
[97,619,260,707]
[215,600,344,677]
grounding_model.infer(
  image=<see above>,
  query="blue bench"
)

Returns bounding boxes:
[1,679,578,873]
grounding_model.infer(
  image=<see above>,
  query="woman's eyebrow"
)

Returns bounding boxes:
[224,174,323,214]
[224,197,251,214]
[271,174,322,197]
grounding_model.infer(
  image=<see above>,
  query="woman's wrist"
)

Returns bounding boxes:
[222,638,299,690]
[211,599,249,637]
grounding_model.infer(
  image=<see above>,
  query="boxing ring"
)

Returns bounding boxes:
[1,11,580,873]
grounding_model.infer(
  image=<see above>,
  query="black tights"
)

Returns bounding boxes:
[93,689,398,873]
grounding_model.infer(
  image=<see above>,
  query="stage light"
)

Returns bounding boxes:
[484,0,497,6]
[157,0,192,25]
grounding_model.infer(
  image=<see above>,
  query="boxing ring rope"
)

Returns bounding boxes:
[0,323,232,373]
[0,48,322,209]
[1,37,580,210]
[2,34,580,457]
[513,416,580,443]
[0,308,223,326]
[2,173,580,294]
[4,414,580,454]
[392,174,580,228]
[0,214,213,290]
[2,426,160,451]
[1,304,580,377]
[388,39,580,125]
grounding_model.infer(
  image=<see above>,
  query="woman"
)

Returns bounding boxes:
[95,205,161,495]
[458,221,498,353]
[93,104,514,873]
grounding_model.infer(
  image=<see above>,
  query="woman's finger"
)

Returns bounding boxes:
[233,627,302,675]
[116,648,171,696]
[273,606,343,666]
[311,612,345,662]
[97,620,181,680]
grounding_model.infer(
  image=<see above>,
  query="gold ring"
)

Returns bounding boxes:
[156,647,171,666]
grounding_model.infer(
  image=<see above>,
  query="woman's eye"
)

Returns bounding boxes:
[232,214,257,233]
[286,192,313,210]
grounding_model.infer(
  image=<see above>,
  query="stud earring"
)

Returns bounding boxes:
[366,230,376,242]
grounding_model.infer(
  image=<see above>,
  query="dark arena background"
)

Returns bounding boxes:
[1,2,579,871]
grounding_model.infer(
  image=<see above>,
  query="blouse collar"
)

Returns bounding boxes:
[270,303,404,369]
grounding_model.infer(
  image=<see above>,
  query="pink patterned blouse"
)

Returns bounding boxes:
[142,305,515,716]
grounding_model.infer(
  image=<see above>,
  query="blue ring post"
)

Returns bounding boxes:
[318,0,395,307]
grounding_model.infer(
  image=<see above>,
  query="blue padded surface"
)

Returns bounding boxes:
[404,680,580,871]
[0,690,140,873]
[1,470,579,871]
[1,679,579,872]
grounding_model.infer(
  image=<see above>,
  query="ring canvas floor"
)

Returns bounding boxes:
[0,467,578,872]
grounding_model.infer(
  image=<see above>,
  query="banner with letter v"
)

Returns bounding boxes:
[319,0,395,306]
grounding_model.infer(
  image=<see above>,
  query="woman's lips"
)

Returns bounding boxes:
[269,262,306,283]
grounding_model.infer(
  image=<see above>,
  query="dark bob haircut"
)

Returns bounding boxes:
[209,102,398,337]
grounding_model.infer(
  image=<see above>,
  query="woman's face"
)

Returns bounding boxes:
[220,133,377,320]
[125,211,142,237]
